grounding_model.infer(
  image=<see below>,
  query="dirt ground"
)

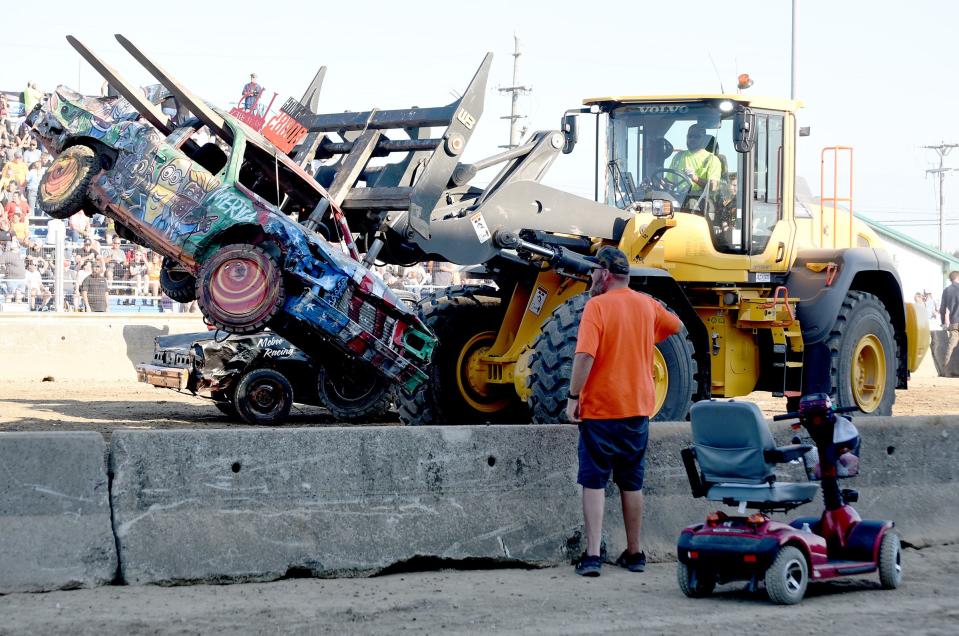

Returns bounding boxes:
[0,543,956,635]
[2,356,958,436]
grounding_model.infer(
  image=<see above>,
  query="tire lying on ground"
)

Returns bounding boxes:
[232,368,293,425]
[527,293,697,423]
[38,145,98,219]
[159,258,197,303]
[196,244,285,334]
[397,287,528,426]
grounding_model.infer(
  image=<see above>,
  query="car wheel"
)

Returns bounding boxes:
[764,545,808,605]
[316,361,393,422]
[197,244,284,334]
[38,145,98,219]
[232,368,293,425]
[160,258,197,303]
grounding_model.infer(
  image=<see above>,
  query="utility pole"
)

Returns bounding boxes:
[923,143,959,251]
[498,35,531,149]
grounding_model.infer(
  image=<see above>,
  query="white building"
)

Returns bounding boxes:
[859,213,959,308]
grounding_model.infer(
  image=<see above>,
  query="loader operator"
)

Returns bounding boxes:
[668,124,722,204]
[566,246,682,577]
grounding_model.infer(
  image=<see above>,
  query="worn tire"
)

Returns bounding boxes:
[159,258,197,303]
[528,293,697,423]
[825,291,898,415]
[677,561,716,598]
[878,532,902,589]
[232,368,293,425]
[316,362,393,422]
[213,400,239,418]
[764,545,808,605]
[197,244,284,334]
[38,145,98,219]
[397,287,526,425]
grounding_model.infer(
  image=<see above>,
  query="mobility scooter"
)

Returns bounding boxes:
[676,395,902,604]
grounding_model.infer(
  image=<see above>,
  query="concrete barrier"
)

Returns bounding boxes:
[0,432,117,593]
[0,315,206,382]
[109,426,582,585]
[108,416,959,585]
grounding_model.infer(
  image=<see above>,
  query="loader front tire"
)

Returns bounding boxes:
[397,289,527,425]
[528,293,697,423]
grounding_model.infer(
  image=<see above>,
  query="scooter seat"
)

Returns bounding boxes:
[706,482,819,506]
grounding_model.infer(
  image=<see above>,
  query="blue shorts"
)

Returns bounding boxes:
[577,416,649,491]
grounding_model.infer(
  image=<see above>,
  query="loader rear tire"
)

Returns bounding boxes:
[528,293,697,423]
[397,289,527,425]
[826,291,897,415]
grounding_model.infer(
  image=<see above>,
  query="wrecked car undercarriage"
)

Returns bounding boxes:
[137,331,395,424]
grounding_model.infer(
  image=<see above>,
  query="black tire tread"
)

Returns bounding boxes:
[197,244,284,335]
[232,368,293,425]
[824,290,898,416]
[677,561,716,598]
[397,285,518,426]
[878,532,902,589]
[764,545,808,605]
[159,258,197,303]
[38,145,98,220]
[317,365,393,422]
[528,293,698,423]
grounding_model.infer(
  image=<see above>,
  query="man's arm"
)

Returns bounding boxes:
[566,352,594,423]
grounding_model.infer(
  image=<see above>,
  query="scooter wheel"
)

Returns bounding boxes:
[878,532,902,589]
[677,561,715,598]
[764,545,808,605]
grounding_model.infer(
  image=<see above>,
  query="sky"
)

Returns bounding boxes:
[4,0,958,252]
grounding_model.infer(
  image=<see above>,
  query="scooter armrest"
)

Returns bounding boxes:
[764,444,814,464]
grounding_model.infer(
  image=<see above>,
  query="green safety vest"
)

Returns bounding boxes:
[669,150,721,193]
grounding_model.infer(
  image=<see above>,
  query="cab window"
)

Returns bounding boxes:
[751,113,784,254]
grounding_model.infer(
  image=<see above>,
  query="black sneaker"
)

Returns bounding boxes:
[615,550,646,572]
[575,553,603,577]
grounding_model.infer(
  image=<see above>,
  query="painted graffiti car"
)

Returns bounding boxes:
[136,330,394,424]
[28,86,434,392]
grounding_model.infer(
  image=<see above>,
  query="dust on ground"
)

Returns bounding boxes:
[1,544,956,635]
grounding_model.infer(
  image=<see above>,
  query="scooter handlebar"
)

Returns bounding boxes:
[773,412,799,421]
[772,405,862,422]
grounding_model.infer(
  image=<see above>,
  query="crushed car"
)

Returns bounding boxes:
[27,37,435,394]
[137,330,394,424]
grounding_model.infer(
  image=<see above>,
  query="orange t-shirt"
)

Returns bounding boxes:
[575,288,682,419]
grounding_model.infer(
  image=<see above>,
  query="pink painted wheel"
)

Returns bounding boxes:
[197,243,284,333]
[38,145,98,219]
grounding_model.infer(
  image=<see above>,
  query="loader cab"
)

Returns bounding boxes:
[588,95,799,279]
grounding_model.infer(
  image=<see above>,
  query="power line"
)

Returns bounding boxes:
[922,142,959,251]
[497,35,531,150]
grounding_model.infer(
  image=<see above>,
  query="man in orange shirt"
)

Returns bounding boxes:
[567,246,682,577]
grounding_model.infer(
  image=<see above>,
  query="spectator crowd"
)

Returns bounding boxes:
[0,83,472,314]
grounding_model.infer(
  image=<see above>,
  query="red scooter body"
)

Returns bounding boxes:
[677,395,902,604]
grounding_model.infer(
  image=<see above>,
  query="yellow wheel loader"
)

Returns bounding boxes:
[281,63,929,423]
